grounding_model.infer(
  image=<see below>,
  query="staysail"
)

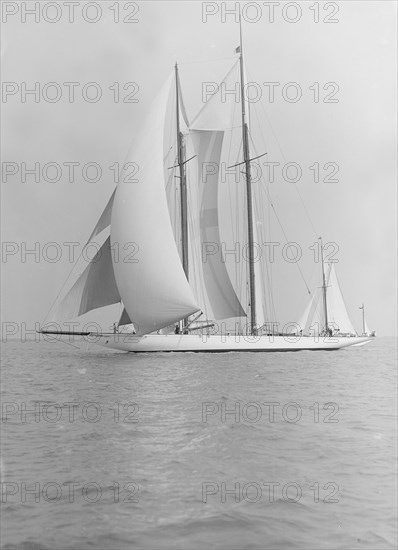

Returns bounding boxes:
[111,74,200,335]
[188,129,245,320]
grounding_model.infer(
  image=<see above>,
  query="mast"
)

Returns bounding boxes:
[360,303,365,334]
[239,14,257,336]
[175,63,189,333]
[320,237,329,334]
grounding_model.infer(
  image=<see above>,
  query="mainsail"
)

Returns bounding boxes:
[299,263,355,334]
[110,74,200,335]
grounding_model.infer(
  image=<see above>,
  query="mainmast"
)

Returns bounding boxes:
[175,63,189,333]
[238,14,257,336]
[320,237,329,335]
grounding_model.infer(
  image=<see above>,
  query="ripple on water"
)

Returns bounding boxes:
[1,338,397,549]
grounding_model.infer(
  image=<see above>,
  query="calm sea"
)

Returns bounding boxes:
[1,337,397,550]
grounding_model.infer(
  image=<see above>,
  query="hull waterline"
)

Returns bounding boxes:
[96,334,372,353]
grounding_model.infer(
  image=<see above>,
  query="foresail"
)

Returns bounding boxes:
[111,74,200,336]
[55,236,121,319]
[189,129,245,320]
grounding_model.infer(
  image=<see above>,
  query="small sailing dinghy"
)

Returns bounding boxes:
[40,21,371,353]
[359,304,376,337]
[298,240,361,338]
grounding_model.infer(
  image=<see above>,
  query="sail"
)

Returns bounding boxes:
[118,308,132,327]
[55,236,121,319]
[188,129,245,320]
[190,60,239,131]
[298,292,317,333]
[177,75,189,128]
[303,287,326,334]
[111,74,200,336]
[365,320,370,334]
[86,189,116,244]
[299,264,355,334]
[326,264,355,334]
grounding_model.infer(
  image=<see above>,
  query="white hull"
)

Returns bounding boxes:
[97,333,371,353]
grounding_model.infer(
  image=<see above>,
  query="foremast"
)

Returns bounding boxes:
[238,14,257,336]
[175,63,189,333]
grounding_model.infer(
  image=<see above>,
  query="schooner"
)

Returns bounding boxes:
[40,18,371,352]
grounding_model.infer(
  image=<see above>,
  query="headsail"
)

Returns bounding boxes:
[111,74,200,335]
[55,236,121,320]
[86,189,115,243]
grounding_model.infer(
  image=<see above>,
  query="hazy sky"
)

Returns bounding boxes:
[2,1,397,336]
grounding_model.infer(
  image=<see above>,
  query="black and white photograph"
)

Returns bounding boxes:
[1,0,397,548]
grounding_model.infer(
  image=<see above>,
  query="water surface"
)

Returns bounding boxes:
[1,337,396,549]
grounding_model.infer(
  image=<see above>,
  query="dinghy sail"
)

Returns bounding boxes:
[298,261,356,336]
[359,304,376,336]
